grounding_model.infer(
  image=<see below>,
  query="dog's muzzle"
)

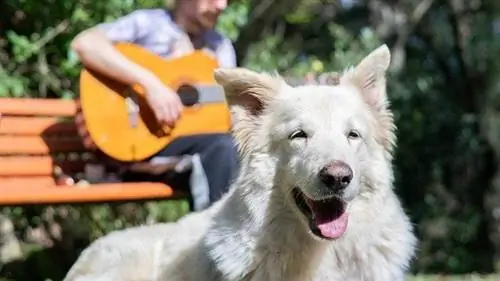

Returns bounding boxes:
[291,161,353,241]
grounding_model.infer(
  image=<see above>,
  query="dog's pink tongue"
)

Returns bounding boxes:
[307,199,349,239]
[315,212,348,239]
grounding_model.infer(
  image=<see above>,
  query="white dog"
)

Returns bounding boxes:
[63,44,417,281]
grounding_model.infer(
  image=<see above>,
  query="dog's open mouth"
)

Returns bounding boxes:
[292,187,348,240]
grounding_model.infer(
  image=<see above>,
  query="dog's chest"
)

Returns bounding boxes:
[243,244,322,281]
[312,236,409,281]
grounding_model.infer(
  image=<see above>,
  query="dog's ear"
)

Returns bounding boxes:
[214,67,282,154]
[214,68,280,116]
[341,44,396,154]
[341,44,391,109]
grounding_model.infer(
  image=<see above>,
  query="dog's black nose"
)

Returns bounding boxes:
[319,161,353,191]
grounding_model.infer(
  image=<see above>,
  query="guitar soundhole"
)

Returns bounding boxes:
[177,84,200,107]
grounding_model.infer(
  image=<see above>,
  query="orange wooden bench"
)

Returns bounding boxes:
[0,98,185,206]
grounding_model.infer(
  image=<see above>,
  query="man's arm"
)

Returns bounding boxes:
[70,14,159,87]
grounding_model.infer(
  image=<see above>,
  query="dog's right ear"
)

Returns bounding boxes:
[214,68,282,154]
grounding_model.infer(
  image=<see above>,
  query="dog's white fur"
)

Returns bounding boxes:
[63,44,417,281]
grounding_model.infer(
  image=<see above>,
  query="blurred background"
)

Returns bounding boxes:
[0,0,499,280]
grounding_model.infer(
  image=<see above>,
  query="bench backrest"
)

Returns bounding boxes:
[0,98,94,188]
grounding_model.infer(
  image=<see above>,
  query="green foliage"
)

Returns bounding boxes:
[216,0,249,41]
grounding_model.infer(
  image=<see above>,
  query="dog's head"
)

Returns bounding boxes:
[214,45,394,241]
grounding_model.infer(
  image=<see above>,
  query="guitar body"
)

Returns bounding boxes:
[79,43,231,162]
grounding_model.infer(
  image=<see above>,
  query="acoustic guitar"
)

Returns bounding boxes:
[77,43,231,162]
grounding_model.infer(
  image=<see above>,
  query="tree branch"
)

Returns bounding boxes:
[446,0,475,112]
[391,0,437,73]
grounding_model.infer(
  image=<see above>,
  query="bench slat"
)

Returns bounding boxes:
[0,116,78,136]
[0,156,86,176]
[0,136,86,155]
[0,182,176,205]
[0,98,77,117]
[0,176,56,188]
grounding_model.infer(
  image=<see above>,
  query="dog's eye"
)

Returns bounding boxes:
[347,130,361,139]
[289,130,308,140]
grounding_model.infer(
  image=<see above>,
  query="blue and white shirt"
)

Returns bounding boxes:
[98,8,237,67]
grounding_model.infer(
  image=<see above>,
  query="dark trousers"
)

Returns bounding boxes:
[122,133,239,209]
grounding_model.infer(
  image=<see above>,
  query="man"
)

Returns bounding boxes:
[70,0,239,211]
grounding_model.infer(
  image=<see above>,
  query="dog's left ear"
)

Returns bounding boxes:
[214,67,282,154]
[214,68,280,116]
[342,44,391,110]
[341,44,396,153]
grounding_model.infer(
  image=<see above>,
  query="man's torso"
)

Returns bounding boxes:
[98,8,236,67]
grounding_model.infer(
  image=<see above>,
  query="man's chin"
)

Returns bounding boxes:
[199,18,218,30]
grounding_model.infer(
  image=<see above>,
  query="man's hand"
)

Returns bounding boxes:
[144,81,184,127]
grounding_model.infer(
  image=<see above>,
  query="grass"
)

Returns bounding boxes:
[408,275,500,281]
[0,275,499,281]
